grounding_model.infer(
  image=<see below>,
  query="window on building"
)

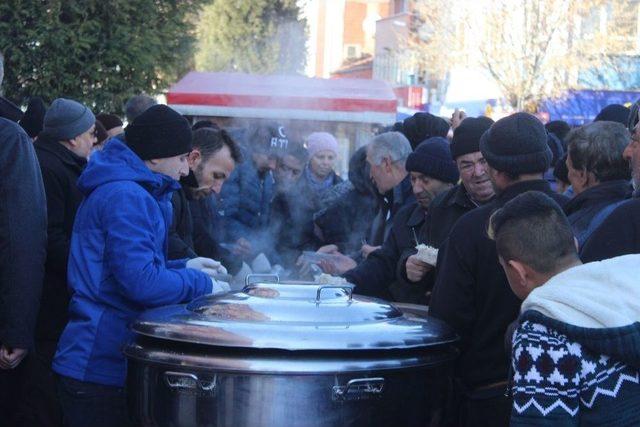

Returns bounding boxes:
[394,0,408,14]
[345,45,360,59]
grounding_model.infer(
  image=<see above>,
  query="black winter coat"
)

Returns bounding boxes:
[169,173,242,275]
[563,179,632,247]
[314,182,378,255]
[429,180,569,392]
[368,174,416,246]
[343,202,423,302]
[0,118,47,349]
[396,184,480,301]
[33,136,86,343]
[580,196,640,262]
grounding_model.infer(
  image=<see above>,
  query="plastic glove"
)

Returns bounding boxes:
[210,278,231,295]
[187,257,225,274]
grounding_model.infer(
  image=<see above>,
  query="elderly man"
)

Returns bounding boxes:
[581,100,640,260]
[334,137,459,302]
[562,121,632,247]
[365,131,416,252]
[429,113,569,427]
[398,117,495,299]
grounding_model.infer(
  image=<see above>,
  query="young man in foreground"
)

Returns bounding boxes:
[489,191,640,425]
[53,105,228,427]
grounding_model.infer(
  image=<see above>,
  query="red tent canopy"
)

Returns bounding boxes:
[166,72,397,124]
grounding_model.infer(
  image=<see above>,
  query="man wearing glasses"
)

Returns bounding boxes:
[580,100,640,261]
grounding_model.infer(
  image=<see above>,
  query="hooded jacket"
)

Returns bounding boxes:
[52,138,213,387]
[510,255,640,426]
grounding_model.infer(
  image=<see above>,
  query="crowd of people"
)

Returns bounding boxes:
[0,49,639,427]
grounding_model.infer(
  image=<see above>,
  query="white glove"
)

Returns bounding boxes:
[187,257,227,275]
[210,278,231,295]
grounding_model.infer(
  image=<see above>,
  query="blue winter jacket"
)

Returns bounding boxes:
[52,138,213,387]
[219,148,275,242]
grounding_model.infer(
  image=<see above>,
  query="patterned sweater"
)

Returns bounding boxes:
[510,255,640,426]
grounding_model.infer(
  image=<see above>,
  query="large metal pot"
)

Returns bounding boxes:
[124,278,458,427]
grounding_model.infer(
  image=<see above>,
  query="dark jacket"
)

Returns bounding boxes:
[396,184,480,300]
[314,151,378,255]
[343,202,423,302]
[168,173,242,274]
[429,180,569,392]
[268,170,343,266]
[314,183,378,255]
[580,195,640,262]
[563,179,632,247]
[52,138,212,387]
[219,148,275,243]
[33,135,87,343]
[368,174,416,246]
[0,118,47,349]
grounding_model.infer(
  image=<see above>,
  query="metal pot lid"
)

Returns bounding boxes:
[130,281,458,351]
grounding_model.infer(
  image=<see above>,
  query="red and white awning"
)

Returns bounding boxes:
[166,72,397,124]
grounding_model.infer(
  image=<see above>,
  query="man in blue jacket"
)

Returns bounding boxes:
[53,105,227,427]
[219,123,289,257]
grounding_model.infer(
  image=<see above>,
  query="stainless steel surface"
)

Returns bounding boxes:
[332,377,385,401]
[130,282,457,351]
[127,359,453,427]
[126,281,458,427]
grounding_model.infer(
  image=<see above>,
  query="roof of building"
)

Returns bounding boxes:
[167,71,396,123]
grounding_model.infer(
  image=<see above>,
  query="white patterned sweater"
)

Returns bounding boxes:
[510,255,640,426]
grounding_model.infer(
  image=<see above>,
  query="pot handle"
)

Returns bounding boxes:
[245,273,280,286]
[164,371,216,393]
[333,377,385,401]
[316,285,354,303]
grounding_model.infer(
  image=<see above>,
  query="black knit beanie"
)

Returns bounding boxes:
[125,105,192,160]
[19,97,47,138]
[405,137,460,184]
[402,112,450,150]
[594,104,630,126]
[96,113,123,131]
[480,112,552,175]
[450,116,494,159]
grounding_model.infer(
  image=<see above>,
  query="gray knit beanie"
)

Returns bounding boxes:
[42,98,95,140]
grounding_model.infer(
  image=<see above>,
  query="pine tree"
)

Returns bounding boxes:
[195,0,307,74]
[0,0,206,113]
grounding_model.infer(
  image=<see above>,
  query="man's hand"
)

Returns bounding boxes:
[0,345,28,370]
[232,238,253,257]
[210,278,231,295]
[451,108,467,131]
[187,257,227,276]
[361,244,380,259]
[318,254,357,275]
[406,254,433,283]
[317,244,339,254]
